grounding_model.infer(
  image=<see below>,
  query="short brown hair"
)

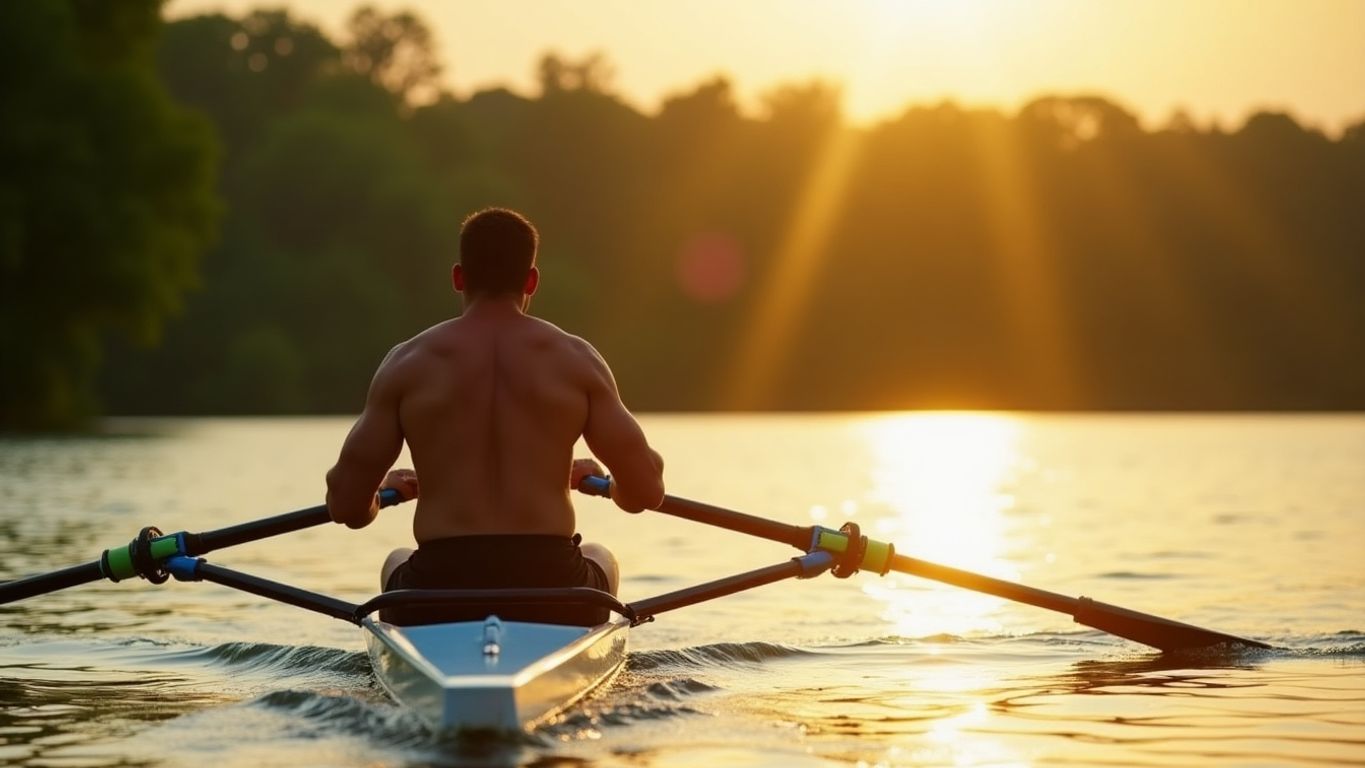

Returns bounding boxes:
[459,208,539,295]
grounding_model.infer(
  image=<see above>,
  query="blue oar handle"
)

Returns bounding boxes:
[378,487,404,506]
[578,475,612,497]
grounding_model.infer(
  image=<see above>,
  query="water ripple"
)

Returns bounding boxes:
[629,640,816,671]
[156,641,370,677]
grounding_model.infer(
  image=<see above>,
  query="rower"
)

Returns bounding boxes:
[324,207,666,626]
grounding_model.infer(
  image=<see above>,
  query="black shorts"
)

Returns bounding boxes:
[381,534,611,626]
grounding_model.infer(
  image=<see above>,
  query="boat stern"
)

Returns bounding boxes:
[364,615,629,732]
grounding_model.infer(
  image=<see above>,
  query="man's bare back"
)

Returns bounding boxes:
[324,208,663,609]
[381,305,639,541]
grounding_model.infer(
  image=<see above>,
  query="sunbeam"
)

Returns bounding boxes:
[967,110,1081,407]
[724,122,864,410]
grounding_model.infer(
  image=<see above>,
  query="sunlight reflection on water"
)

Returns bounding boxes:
[856,413,1022,639]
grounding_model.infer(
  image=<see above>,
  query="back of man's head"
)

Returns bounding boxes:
[459,208,539,296]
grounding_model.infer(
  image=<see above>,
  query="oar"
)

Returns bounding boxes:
[0,489,405,605]
[579,477,1268,652]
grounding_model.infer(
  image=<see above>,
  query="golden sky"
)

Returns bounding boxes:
[168,0,1365,132]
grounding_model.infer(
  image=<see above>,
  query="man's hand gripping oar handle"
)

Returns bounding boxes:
[578,475,614,499]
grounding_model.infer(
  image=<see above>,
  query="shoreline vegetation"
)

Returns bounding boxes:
[3,411,1358,444]
[3,3,1363,432]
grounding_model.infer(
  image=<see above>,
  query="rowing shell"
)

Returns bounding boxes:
[364,613,631,732]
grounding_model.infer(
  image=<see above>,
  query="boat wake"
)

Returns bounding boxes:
[157,641,371,679]
[5,627,1360,764]
[836,628,1365,658]
[629,640,815,671]
[1287,630,1365,657]
[248,688,434,746]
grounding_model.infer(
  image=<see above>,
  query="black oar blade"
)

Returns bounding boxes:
[1075,597,1271,652]
[886,553,1269,653]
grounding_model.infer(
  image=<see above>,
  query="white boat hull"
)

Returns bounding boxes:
[364,614,630,732]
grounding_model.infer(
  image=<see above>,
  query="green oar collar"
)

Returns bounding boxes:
[100,528,188,583]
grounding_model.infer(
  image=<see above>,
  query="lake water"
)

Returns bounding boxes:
[1,413,1362,767]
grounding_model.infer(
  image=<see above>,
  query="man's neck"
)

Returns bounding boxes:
[460,294,527,318]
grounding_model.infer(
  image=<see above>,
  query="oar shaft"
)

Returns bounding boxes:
[0,561,104,604]
[654,495,810,550]
[178,559,362,624]
[655,492,1083,615]
[628,552,833,620]
[189,504,331,555]
[191,490,402,555]
[890,553,1079,615]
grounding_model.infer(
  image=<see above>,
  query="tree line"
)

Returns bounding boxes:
[4,4,1363,430]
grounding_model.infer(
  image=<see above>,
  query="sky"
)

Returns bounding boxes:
[166,0,1365,134]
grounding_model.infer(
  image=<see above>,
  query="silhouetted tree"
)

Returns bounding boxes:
[537,51,616,96]
[0,0,218,430]
[344,5,442,105]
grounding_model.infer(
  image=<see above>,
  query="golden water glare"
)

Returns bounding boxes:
[854,412,1023,639]
[826,414,1034,767]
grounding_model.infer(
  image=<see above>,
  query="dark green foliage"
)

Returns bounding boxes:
[9,5,1364,425]
[0,0,219,430]
[103,9,455,415]
[107,11,1365,413]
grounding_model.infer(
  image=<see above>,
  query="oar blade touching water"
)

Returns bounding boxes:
[887,553,1270,652]
[576,480,1273,653]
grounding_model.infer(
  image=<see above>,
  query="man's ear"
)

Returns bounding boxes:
[452,263,465,293]
[524,266,539,296]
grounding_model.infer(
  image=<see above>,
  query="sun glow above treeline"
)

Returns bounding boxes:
[2,2,1363,430]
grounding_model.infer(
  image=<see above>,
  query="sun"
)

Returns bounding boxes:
[863,0,993,33]
[836,0,1019,121]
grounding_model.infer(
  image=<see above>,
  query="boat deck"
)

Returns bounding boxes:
[364,615,630,732]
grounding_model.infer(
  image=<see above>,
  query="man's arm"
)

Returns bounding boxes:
[326,347,406,529]
[579,343,664,513]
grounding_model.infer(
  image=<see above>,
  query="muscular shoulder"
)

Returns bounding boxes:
[385,319,462,366]
[364,343,410,402]
[382,332,427,369]
[545,322,601,363]
[561,332,616,393]
[518,317,612,386]
[371,326,443,390]
[517,316,589,356]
